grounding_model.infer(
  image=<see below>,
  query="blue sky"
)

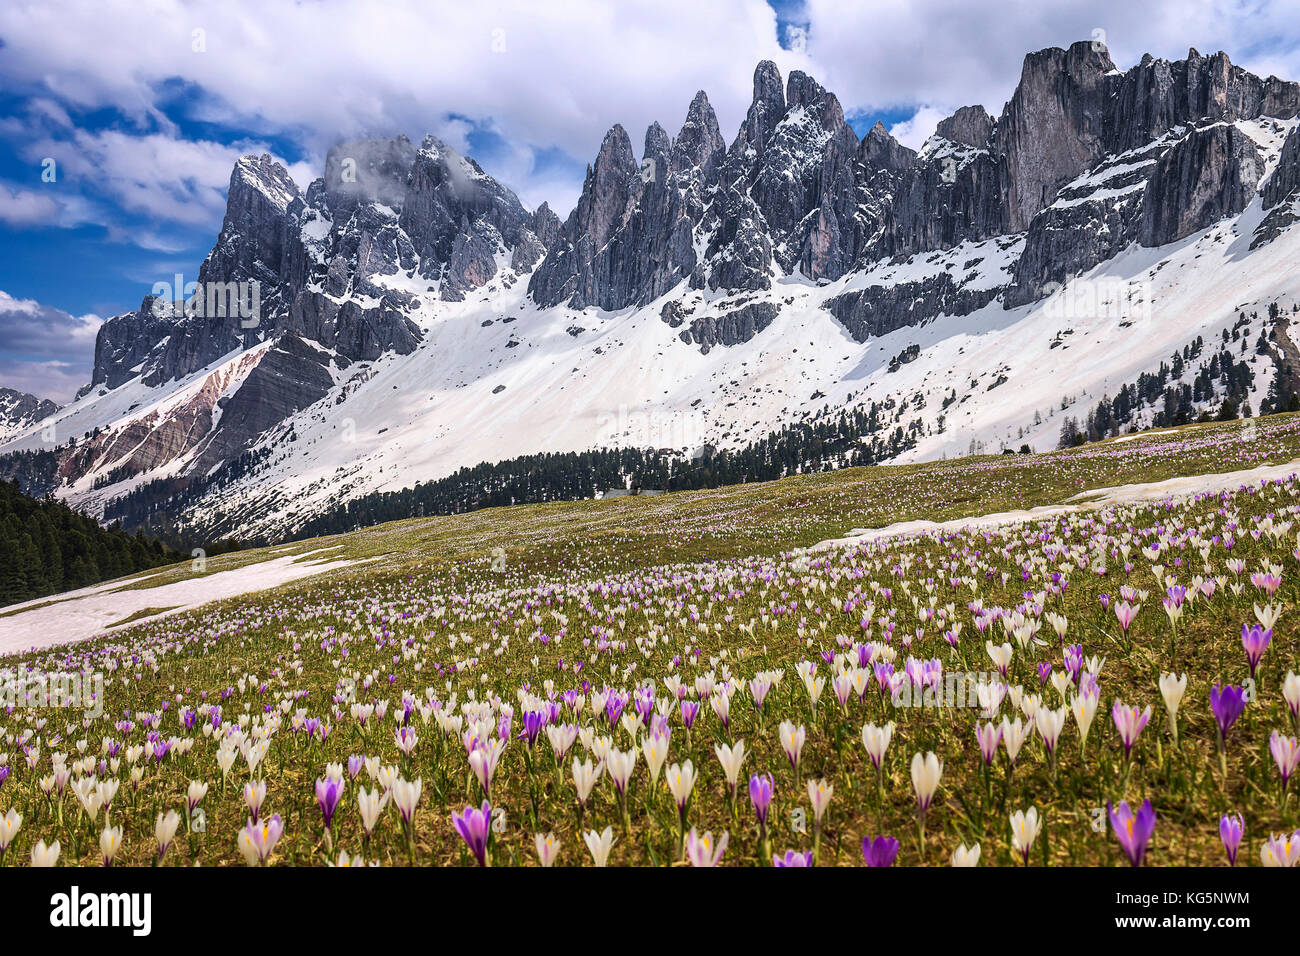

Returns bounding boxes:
[2,0,1299,401]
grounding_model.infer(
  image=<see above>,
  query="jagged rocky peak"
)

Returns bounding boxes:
[937,105,995,148]
[671,91,725,176]
[1108,48,1300,153]
[996,40,1118,232]
[739,59,788,156]
[321,134,417,213]
[397,134,533,294]
[643,121,672,185]
[859,121,915,170]
[572,124,640,247]
[199,153,300,288]
[529,202,562,247]
[0,386,59,437]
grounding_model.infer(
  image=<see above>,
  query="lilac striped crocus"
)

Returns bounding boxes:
[1241,624,1272,678]
[1219,813,1244,866]
[975,721,1002,766]
[773,849,813,867]
[861,835,900,867]
[680,698,700,730]
[1108,800,1156,866]
[1111,701,1151,759]
[347,754,365,780]
[452,801,492,866]
[1270,731,1300,792]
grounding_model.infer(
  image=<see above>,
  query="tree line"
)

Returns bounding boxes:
[0,479,185,606]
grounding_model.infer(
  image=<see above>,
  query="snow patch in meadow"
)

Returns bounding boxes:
[808,457,1300,553]
[0,547,369,657]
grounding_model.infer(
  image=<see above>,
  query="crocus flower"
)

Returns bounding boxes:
[910,751,942,812]
[714,740,746,794]
[1284,671,1300,727]
[1259,830,1300,867]
[452,801,492,866]
[1108,800,1156,866]
[1009,807,1041,864]
[237,814,284,866]
[1219,813,1244,866]
[534,832,561,867]
[99,825,123,866]
[357,786,388,836]
[572,757,601,807]
[684,828,728,867]
[1114,601,1140,633]
[30,839,59,867]
[1158,672,1187,743]
[1210,684,1248,744]
[861,835,900,867]
[155,809,181,862]
[774,849,813,867]
[951,842,981,866]
[583,826,615,867]
[975,721,1002,766]
[1111,701,1152,759]
[807,777,833,823]
[665,760,697,811]
[0,808,20,859]
[861,721,893,769]
[1270,731,1300,792]
[392,777,422,825]
[315,775,344,830]
[749,772,774,826]
[779,721,806,773]
[1241,624,1272,677]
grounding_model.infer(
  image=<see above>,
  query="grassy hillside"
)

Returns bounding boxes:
[1,412,1298,867]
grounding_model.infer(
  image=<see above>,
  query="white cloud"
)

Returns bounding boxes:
[3,0,1300,225]
[889,106,951,152]
[0,0,812,219]
[0,290,103,402]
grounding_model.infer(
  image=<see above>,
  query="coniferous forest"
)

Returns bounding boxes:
[0,479,184,606]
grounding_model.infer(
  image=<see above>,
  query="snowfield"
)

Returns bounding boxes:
[0,548,372,656]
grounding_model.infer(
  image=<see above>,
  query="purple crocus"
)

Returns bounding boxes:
[0,766,9,790]
[1063,644,1083,683]
[1219,813,1244,866]
[680,699,700,730]
[749,773,774,826]
[315,776,344,830]
[861,835,900,867]
[1108,800,1156,866]
[1241,624,1272,677]
[452,801,492,866]
[1210,683,1248,743]
[773,849,813,867]
[518,709,544,748]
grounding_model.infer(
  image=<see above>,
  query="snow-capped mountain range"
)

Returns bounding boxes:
[4,40,1300,541]
[0,387,59,444]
